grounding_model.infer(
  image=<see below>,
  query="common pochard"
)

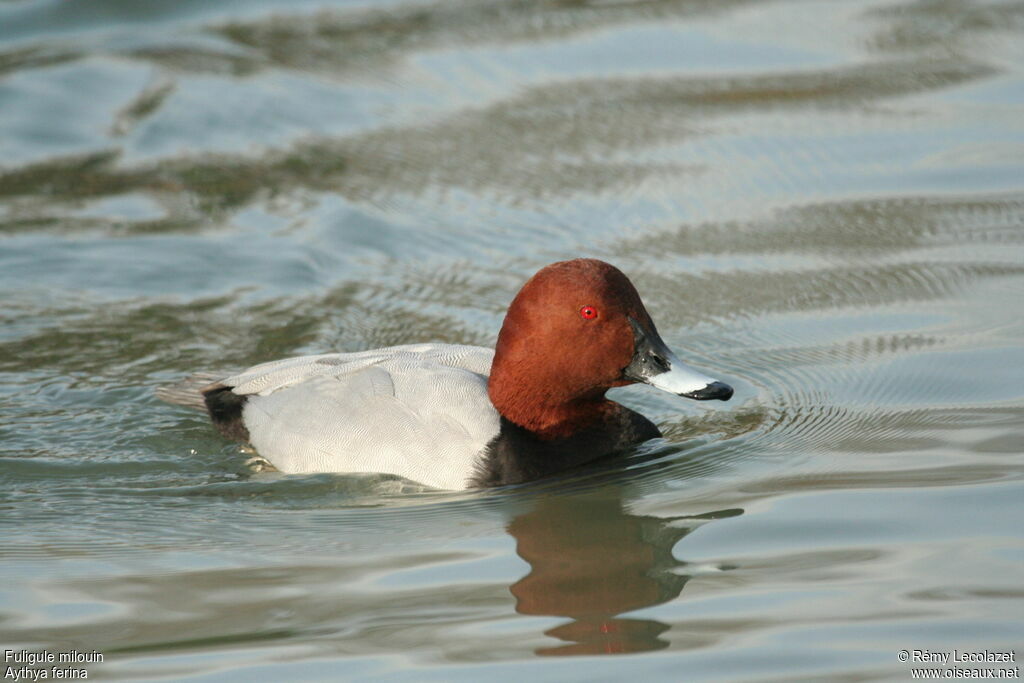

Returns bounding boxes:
[159,259,732,489]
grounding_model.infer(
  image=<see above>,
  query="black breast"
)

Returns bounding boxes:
[469,408,660,488]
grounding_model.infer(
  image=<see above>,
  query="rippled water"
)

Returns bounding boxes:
[2,0,1023,680]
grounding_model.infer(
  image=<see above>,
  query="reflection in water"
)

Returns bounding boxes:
[507,489,742,655]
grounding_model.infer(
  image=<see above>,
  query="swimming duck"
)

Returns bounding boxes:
[159,259,732,489]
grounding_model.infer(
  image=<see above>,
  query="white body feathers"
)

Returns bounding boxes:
[222,344,500,490]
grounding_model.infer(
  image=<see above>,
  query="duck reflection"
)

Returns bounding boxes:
[507,488,741,656]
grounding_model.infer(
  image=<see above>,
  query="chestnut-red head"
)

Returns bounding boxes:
[488,259,731,439]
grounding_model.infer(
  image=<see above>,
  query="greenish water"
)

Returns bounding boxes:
[2,0,1023,680]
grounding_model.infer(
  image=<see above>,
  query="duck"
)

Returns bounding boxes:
[158,259,733,489]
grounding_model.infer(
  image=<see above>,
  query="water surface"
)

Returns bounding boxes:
[2,0,1023,680]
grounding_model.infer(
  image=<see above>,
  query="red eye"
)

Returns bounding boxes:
[580,305,598,320]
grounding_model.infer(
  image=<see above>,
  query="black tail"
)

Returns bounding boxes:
[202,383,251,443]
[156,373,251,443]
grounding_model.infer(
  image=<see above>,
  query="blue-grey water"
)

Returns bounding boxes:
[2,0,1023,680]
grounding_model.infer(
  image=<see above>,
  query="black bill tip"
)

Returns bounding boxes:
[682,381,734,401]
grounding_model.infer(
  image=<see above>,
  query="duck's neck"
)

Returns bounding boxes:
[488,370,610,440]
[481,366,662,487]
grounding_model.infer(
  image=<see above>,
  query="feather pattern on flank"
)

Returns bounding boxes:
[215,344,498,490]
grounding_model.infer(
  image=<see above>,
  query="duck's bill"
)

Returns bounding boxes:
[624,318,733,401]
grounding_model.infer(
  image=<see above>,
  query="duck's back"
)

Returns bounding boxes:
[216,344,499,490]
